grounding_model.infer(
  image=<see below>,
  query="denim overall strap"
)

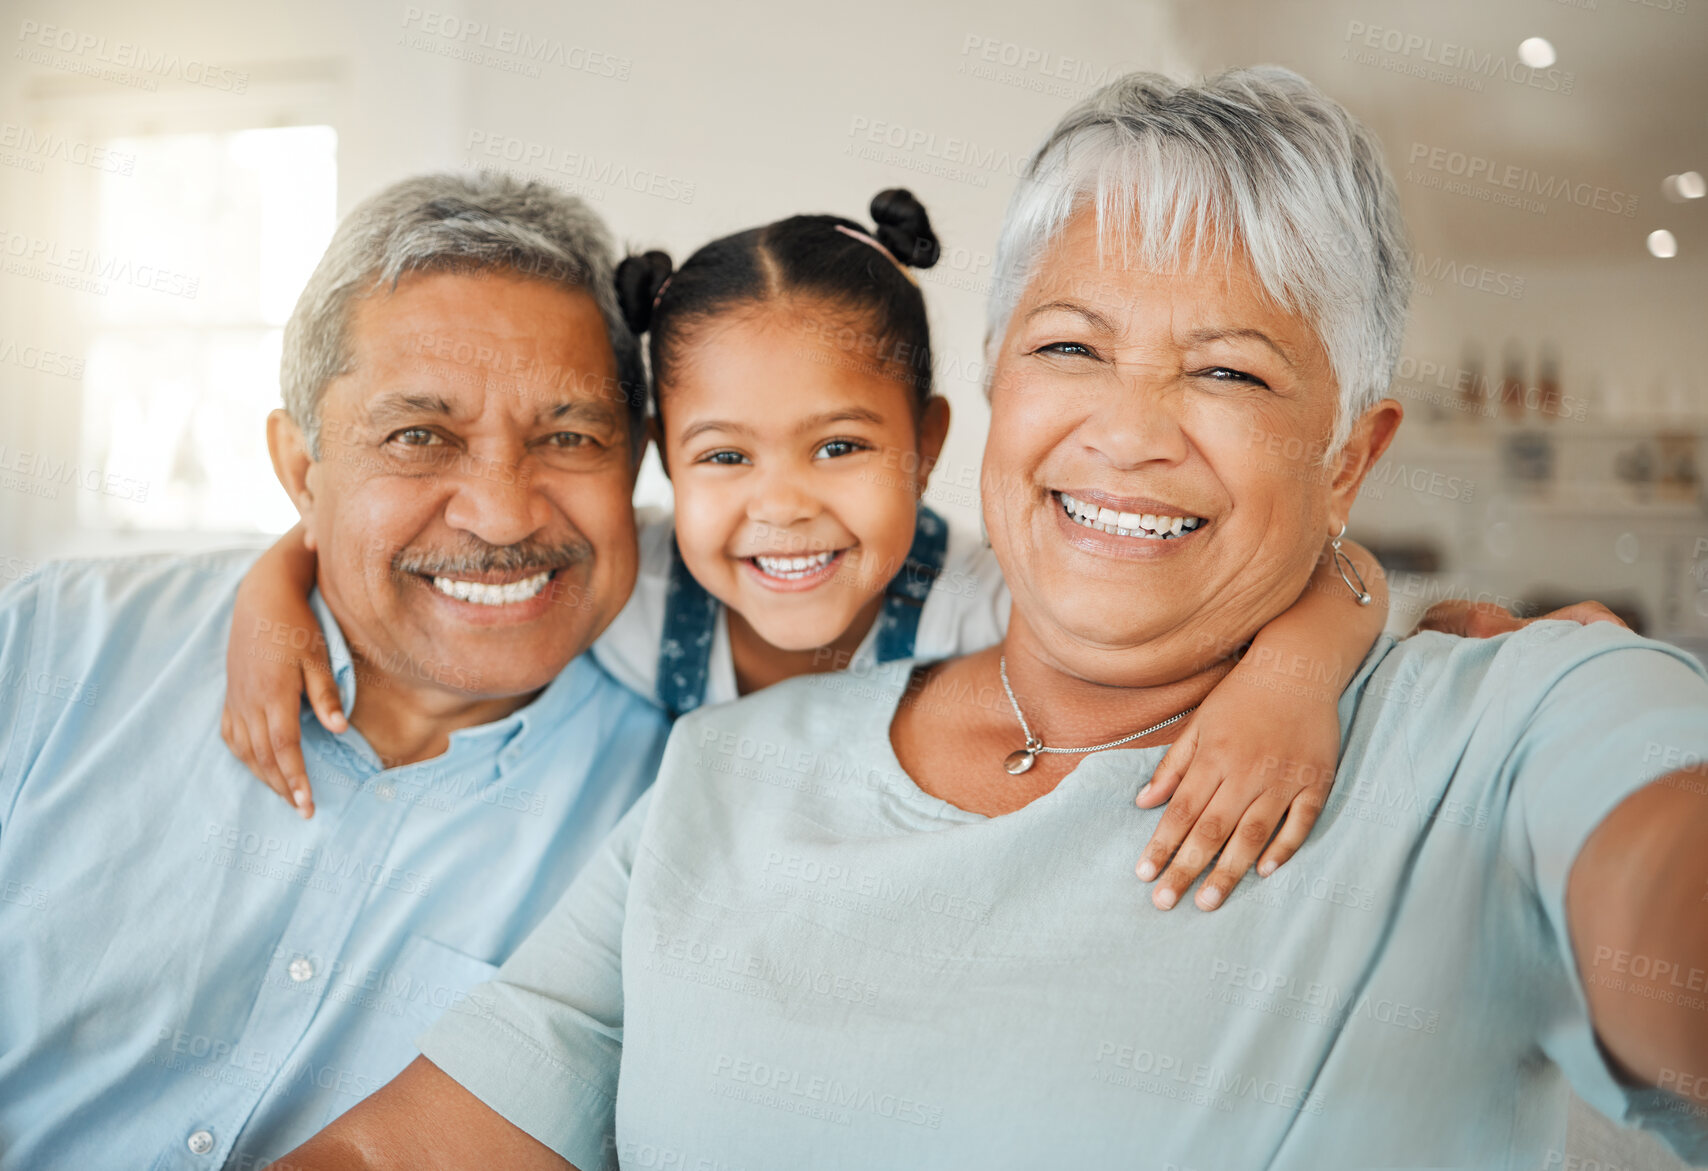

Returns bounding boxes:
[872,503,950,663]
[654,534,721,719]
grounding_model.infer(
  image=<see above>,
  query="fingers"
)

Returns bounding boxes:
[1137,723,1198,808]
[1424,598,1629,638]
[1145,784,1253,911]
[1418,599,1524,638]
[1413,598,1471,635]
[1256,785,1329,878]
[1539,601,1628,629]
[248,711,296,810]
[1135,767,1210,884]
[268,711,316,820]
[227,712,291,807]
[304,666,348,735]
[1464,604,1526,638]
[1194,790,1294,911]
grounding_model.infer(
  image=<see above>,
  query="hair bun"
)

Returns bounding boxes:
[868,188,940,270]
[614,250,674,334]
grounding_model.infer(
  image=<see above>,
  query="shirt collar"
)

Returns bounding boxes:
[308,588,601,766]
[307,587,359,719]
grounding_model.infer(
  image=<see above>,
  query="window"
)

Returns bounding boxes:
[79,124,336,532]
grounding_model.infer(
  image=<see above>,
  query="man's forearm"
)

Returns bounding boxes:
[268,1056,577,1171]
[1569,774,1708,1089]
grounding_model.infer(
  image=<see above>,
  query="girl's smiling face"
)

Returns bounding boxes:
[659,301,949,655]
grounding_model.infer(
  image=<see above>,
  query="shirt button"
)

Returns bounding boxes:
[288,958,315,983]
[186,1129,214,1155]
[375,782,396,801]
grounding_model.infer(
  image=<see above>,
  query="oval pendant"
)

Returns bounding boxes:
[1004,747,1036,775]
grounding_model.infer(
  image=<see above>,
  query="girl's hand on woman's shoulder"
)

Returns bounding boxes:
[1133,676,1339,914]
[1132,596,1627,914]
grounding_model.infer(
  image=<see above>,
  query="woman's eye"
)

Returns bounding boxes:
[814,438,868,460]
[1198,367,1270,389]
[1036,341,1095,358]
[699,450,749,466]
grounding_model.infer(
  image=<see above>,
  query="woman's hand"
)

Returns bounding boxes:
[219,526,342,818]
[1134,670,1338,913]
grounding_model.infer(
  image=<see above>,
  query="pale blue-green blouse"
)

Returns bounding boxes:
[423,621,1708,1169]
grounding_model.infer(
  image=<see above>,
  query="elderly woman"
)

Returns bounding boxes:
[283,69,1708,1169]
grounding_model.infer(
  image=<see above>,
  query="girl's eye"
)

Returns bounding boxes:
[389,427,443,447]
[814,438,869,460]
[1197,367,1271,389]
[698,450,749,466]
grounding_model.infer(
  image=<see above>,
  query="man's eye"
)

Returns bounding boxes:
[1198,367,1270,389]
[542,431,591,449]
[389,427,442,447]
[814,438,868,460]
[698,450,749,466]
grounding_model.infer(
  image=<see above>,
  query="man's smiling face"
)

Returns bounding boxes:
[290,269,640,703]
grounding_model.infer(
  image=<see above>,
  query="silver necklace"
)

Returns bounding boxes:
[998,655,1197,775]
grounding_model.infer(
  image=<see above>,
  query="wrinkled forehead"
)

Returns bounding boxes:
[337,272,628,428]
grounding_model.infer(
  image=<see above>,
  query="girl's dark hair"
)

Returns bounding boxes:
[613,188,940,418]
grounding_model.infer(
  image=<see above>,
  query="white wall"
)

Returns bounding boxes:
[0,0,1189,566]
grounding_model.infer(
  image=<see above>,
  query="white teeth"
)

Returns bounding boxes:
[431,570,552,605]
[1056,493,1205,541]
[753,551,837,580]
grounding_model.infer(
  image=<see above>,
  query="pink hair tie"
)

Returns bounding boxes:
[834,224,919,285]
[651,274,673,311]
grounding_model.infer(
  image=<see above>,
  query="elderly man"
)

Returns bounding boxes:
[0,174,668,1168]
[277,69,1708,1170]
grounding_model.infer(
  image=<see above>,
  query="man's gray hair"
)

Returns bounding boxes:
[989,66,1412,454]
[281,171,643,457]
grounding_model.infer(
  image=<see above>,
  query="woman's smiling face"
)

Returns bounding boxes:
[981,207,1400,686]
[658,302,948,654]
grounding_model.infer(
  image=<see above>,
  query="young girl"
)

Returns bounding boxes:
[222,189,1573,910]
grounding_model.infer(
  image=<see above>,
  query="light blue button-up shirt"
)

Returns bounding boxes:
[0,550,668,1170]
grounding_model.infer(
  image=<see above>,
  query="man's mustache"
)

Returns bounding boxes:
[391,535,593,578]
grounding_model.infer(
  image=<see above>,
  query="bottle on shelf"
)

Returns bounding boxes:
[1499,340,1526,423]
[1537,343,1561,422]
[1459,341,1486,421]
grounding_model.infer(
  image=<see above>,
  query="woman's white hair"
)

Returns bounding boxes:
[988,66,1411,455]
[281,171,643,457]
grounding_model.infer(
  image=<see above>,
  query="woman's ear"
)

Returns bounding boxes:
[913,395,952,494]
[268,409,317,522]
[1328,398,1403,519]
